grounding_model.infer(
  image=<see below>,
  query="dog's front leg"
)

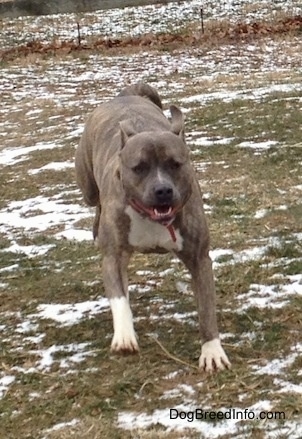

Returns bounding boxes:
[102,252,139,354]
[193,254,230,372]
[180,249,231,373]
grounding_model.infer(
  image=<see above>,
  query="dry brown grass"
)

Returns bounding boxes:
[0,10,301,437]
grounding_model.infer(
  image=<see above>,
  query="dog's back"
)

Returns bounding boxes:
[117,82,163,110]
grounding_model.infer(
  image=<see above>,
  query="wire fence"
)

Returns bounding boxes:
[1,1,301,51]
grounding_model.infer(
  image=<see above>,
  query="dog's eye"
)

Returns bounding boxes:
[167,159,181,171]
[132,162,149,174]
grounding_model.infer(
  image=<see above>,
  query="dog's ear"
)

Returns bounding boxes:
[120,120,136,148]
[170,105,185,141]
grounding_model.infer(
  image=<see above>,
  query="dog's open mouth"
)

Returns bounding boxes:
[150,206,175,221]
[129,199,177,224]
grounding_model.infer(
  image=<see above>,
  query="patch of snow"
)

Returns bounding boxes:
[0,142,63,166]
[175,281,190,294]
[210,248,234,267]
[44,419,79,433]
[160,384,195,400]
[254,208,268,219]
[2,242,55,258]
[181,84,302,105]
[55,228,92,241]
[128,284,152,293]
[28,161,74,175]
[253,343,301,376]
[220,332,236,340]
[274,378,302,394]
[15,321,39,333]
[171,311,197,322]
[24,334,45,344]
[0,375,15,399]
[0,264,19,273]
[30,343,94,371]
[189,136,235,146]
[29,392,41,400]
[32,298,109,326]
[136,270,154,276]
[118,400,273,436]
[234,246,268,263]
[237,274,302,310]
[0,195,91,238]
[254,357,295,375]
[164,370,182,380]
[239,140,278,150]
[158,268,175,277]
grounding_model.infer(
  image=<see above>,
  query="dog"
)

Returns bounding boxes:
[75,82,231,373]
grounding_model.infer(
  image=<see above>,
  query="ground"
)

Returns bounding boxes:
[0,1,302,438]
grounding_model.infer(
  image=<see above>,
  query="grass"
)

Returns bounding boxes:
[189,94,302,145]
[0,12,302,439]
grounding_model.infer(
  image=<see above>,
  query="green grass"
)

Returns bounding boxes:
[189,92,302,145]
[1,23,302,439]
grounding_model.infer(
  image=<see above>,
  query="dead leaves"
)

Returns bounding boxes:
[222,15,302,38]
[1,15,302,62]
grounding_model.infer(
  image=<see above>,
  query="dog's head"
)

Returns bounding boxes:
[119,106,193,225]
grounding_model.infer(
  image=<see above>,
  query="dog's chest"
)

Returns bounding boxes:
[125,206,183,252]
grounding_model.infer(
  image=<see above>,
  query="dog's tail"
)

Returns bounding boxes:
[117,81,163,109]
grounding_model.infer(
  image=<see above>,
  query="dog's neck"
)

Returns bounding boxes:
[128,202,177,243]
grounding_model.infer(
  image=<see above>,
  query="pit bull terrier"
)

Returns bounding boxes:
[75,82,231,372]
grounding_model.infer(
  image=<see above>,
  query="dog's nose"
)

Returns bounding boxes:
[154,184,173,204]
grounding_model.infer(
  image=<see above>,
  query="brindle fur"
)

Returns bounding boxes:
[75,82,231,372]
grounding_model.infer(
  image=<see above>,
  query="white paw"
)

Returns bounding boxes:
[110,297,139,354]
[111,331,139,354]
[199,338,231,373]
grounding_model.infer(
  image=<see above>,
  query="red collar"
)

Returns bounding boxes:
[166,223,177,242]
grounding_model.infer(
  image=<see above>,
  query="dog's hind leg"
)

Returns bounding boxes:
[102,251,138,354]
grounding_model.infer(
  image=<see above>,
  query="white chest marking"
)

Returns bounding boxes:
[125,206,183,252]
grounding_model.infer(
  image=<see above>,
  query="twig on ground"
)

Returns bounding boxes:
[148,335,199,370]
